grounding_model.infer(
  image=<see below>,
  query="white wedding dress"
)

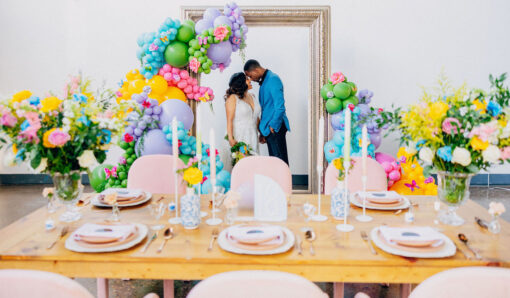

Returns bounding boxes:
[232,93,260,154]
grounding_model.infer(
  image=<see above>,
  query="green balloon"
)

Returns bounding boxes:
[333,82,351,100]
[325,98,343,114]
[89,164,113,192]
[119,141,128,150]
[183,19,195,28]
[118,171,127,180]
[204,68,211,74]
[346,81,357,95]
[320,83,334,100]
[343,96,359,109]
[126,148,134,155]
[121,180,128,188]
[179,154,192,165]
[177,24,195,43]
[164,41,190,68]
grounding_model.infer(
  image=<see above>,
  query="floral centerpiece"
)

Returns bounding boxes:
[0,74,134,222]
[330,157,355,219]
[332,157,355,180]
[230,141,255,166]
[177,157,204,229]
[381,73,510,225]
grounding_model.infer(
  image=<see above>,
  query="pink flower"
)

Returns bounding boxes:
[1,113,17,127]
[19,126,40,144]
[189,57,201,73]
[330,72,345,84]
[213,26,229,41]
[469,122,498,142]
[501,147,510,160]
[442,117,462,135]
[48,129,71,147]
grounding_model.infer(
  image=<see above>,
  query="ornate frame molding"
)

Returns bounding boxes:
[182,6,331,194]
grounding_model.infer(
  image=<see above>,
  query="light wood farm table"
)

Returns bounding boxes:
[1,194,509,298]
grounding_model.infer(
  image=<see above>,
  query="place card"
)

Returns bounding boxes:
[254,174,287,222]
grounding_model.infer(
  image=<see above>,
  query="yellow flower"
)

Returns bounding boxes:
[12,143,17,154]
[498,118,507,129]
[40,96,62,113]
[333,158,344,171]
[10,90,32,103]
[428,101,449,120]
[183,167,203,185]
[43,128,57,148]
[472,99,486,114]
[470,136,489,151]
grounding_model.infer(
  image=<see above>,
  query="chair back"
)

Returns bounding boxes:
[128,154,186,194]
[324,157,387,194]
[230,156,292,208]
[0,269,94,298]
[410,267,510,298]
[187,270,328,298]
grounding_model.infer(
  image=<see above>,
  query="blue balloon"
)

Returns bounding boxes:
[324,141,341,163]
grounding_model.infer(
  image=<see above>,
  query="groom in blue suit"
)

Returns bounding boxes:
[244,60,290,165]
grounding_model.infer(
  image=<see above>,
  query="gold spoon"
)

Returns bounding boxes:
[157,227,174,253]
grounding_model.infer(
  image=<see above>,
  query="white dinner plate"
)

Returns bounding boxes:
[65,223,148,253]
[91,191,152,208]
[218,225,295,255]
[350,194,410,210]
[370,227,456,258]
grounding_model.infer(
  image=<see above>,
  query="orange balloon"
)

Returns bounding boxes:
[148,75,168,95]
[160,86,187,104]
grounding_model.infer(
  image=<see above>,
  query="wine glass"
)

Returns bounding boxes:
[149,202,165,230]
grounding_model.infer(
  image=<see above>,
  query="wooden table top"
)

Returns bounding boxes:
[0,194,508,283]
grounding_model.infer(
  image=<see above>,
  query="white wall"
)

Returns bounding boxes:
[1,0,510,173]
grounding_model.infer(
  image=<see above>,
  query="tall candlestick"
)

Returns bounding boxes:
[209,128,216,185]
[311,116,327,222]
[169,117,181,224]
[318,117,324,170]
[361,125,368,177]
[344,108,351,164]
[196,104,202,156]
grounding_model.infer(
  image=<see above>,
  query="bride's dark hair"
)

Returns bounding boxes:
[225,72,248,100]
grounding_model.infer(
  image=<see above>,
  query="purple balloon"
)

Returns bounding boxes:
[195,19,213,35]
[203,8,222,21]
[330,111,344,131]
[144,108,153,115]
[125,127,134,135]
[369,132,382,150]
[159,99,194,130]
[357,104,370,116]
[153,106,162,115]
[134,128,142,137]
[213,15,232,28]
[207,41,232,64]
[135,129,173,156]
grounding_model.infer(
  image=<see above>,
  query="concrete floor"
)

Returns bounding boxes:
[1,185,509,298]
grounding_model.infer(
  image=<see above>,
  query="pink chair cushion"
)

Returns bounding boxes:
[0,269,94,298]
[324,157,387,195]
[410,267,510,298]
[230,156,292,207]
[128,154,186,194]
[187,270,328,298]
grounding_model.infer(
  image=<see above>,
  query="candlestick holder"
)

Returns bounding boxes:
[336,160,354,232]
[206,184,223,226]
[168,166,181,224]
[311,166,328,222]
[196,154,208,218]
[356,176,373,222]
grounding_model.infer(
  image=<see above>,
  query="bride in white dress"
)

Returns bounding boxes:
[225,72,261,154]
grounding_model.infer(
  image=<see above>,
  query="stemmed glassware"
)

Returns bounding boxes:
[149,202,166,230]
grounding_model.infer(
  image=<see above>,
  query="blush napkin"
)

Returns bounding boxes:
[102,188,143,199]
[228,225,284,246]
[379,226,443,246]
[73,223,136,241]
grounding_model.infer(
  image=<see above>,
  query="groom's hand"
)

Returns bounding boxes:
[269,127,275,134]
[259,135,266,144]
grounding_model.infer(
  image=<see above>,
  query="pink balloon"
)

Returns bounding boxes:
[391,161,400,170]
[180,71,189,79]
[194,94,200,100]
[192,85,199,92]
[199,87,206,93]
[162,64,171,72]
[184,86,193,93]
[158,69,165,76]
[163,73,172,81]
[375,152,396,165]
[191,78,197,85]
[171,68,179,74]
[177,81,187,89]
[388,170,401,181]
[381,162,392,173]
[388,180,394,187]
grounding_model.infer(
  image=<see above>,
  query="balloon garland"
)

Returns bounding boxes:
[389,147,438,195]
[321,72,359,114]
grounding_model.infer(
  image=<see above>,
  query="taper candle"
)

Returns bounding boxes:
[318,117,324,171]
[344,108,351,165]
[209,128,216,184]
[196,104,202,156]
[362,125,368,177]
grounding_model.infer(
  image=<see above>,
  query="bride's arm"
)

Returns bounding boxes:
[225,95,237,147]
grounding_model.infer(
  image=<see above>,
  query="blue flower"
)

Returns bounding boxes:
[77,116,90,126]
[28,96,40,106]
[101,129,111,144]
[487,101,502,117]
[437,146,452,162]
[20,120,30,131]
[73,93,88,104]
[15,148,25,163]
[416,140,427,151]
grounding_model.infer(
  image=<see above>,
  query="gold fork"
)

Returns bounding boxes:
[360,230,377,255]
[207,228,219,251]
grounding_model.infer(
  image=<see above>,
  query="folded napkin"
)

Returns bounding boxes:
[379,226,443,247]
[228,225,284,246]
[356,191,403,203]
[102,188,143,199]
[73,223,136,242]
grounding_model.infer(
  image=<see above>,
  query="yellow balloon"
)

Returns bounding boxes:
[128,79,145,94]
[148,75,168,95]
[161,86,187,104]
[126,69,143,81]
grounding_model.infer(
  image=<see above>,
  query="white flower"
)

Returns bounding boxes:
[451,147,471,166]
[482,145,501,163]
[459,107,468,116]
[34,158,47,173]
[418,147,434,164]
[42,187,54,198]
[63,118,71,125]
[489,202,506,216]
[77,150,97,169]
[406,141,417,155]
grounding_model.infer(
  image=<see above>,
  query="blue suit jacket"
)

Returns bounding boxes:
[258,70,290,137]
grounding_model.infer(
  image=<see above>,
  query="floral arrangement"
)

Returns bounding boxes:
[230,141,254,166]
[0,74,134,174]
[177,157,204,187]
[381,73,510,175]
[332,157,355,180]
[489,202,506,217]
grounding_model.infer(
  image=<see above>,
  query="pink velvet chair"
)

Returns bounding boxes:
[230,156,292,208]
[324,157,387,195]
[127,154,186,195]
[410,267,510,298]
[0,269,94,298]
[187,270,328,298]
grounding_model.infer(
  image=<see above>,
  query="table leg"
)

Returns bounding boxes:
[163,280,174,298]
[97,278,108,298]
[333,282,344,298]
[400,283,412,298]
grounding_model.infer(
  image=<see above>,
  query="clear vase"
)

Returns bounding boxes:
[437,171,473,226]
[52,171,83,222]
[489,215,501,234]
[331,180,349,220]
[180,187,201,229]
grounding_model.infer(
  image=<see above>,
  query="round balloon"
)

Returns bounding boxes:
[195,19,213,35]
[333,82,351,100]
[176,24,195,43]
[159,99,194,130]
[162,86,187,103]
[204,8,222,21]
[325,98,343,114]
[343,95,359,108]
[320,83,335,100]
[148,75,168,95]
[369,132,382,149]
[89,164,113,192]
[330,111,345,130]
[135,129,173,156]
[164,41,190,68]
[207,41,232,64]
[213,15,233,28]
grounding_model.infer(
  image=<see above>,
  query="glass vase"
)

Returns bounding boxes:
[331,180,350,220]
[489,215,501,234]
[180,187,201,229]
[52,171,83,222]
[437,171,473,226]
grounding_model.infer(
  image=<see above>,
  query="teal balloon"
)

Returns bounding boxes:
[333,82,351,100]
[164,41,190,68]
[325,98,343,114]
[320,83,334,100]
[176,24,195,43]
[89,164,113,192]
